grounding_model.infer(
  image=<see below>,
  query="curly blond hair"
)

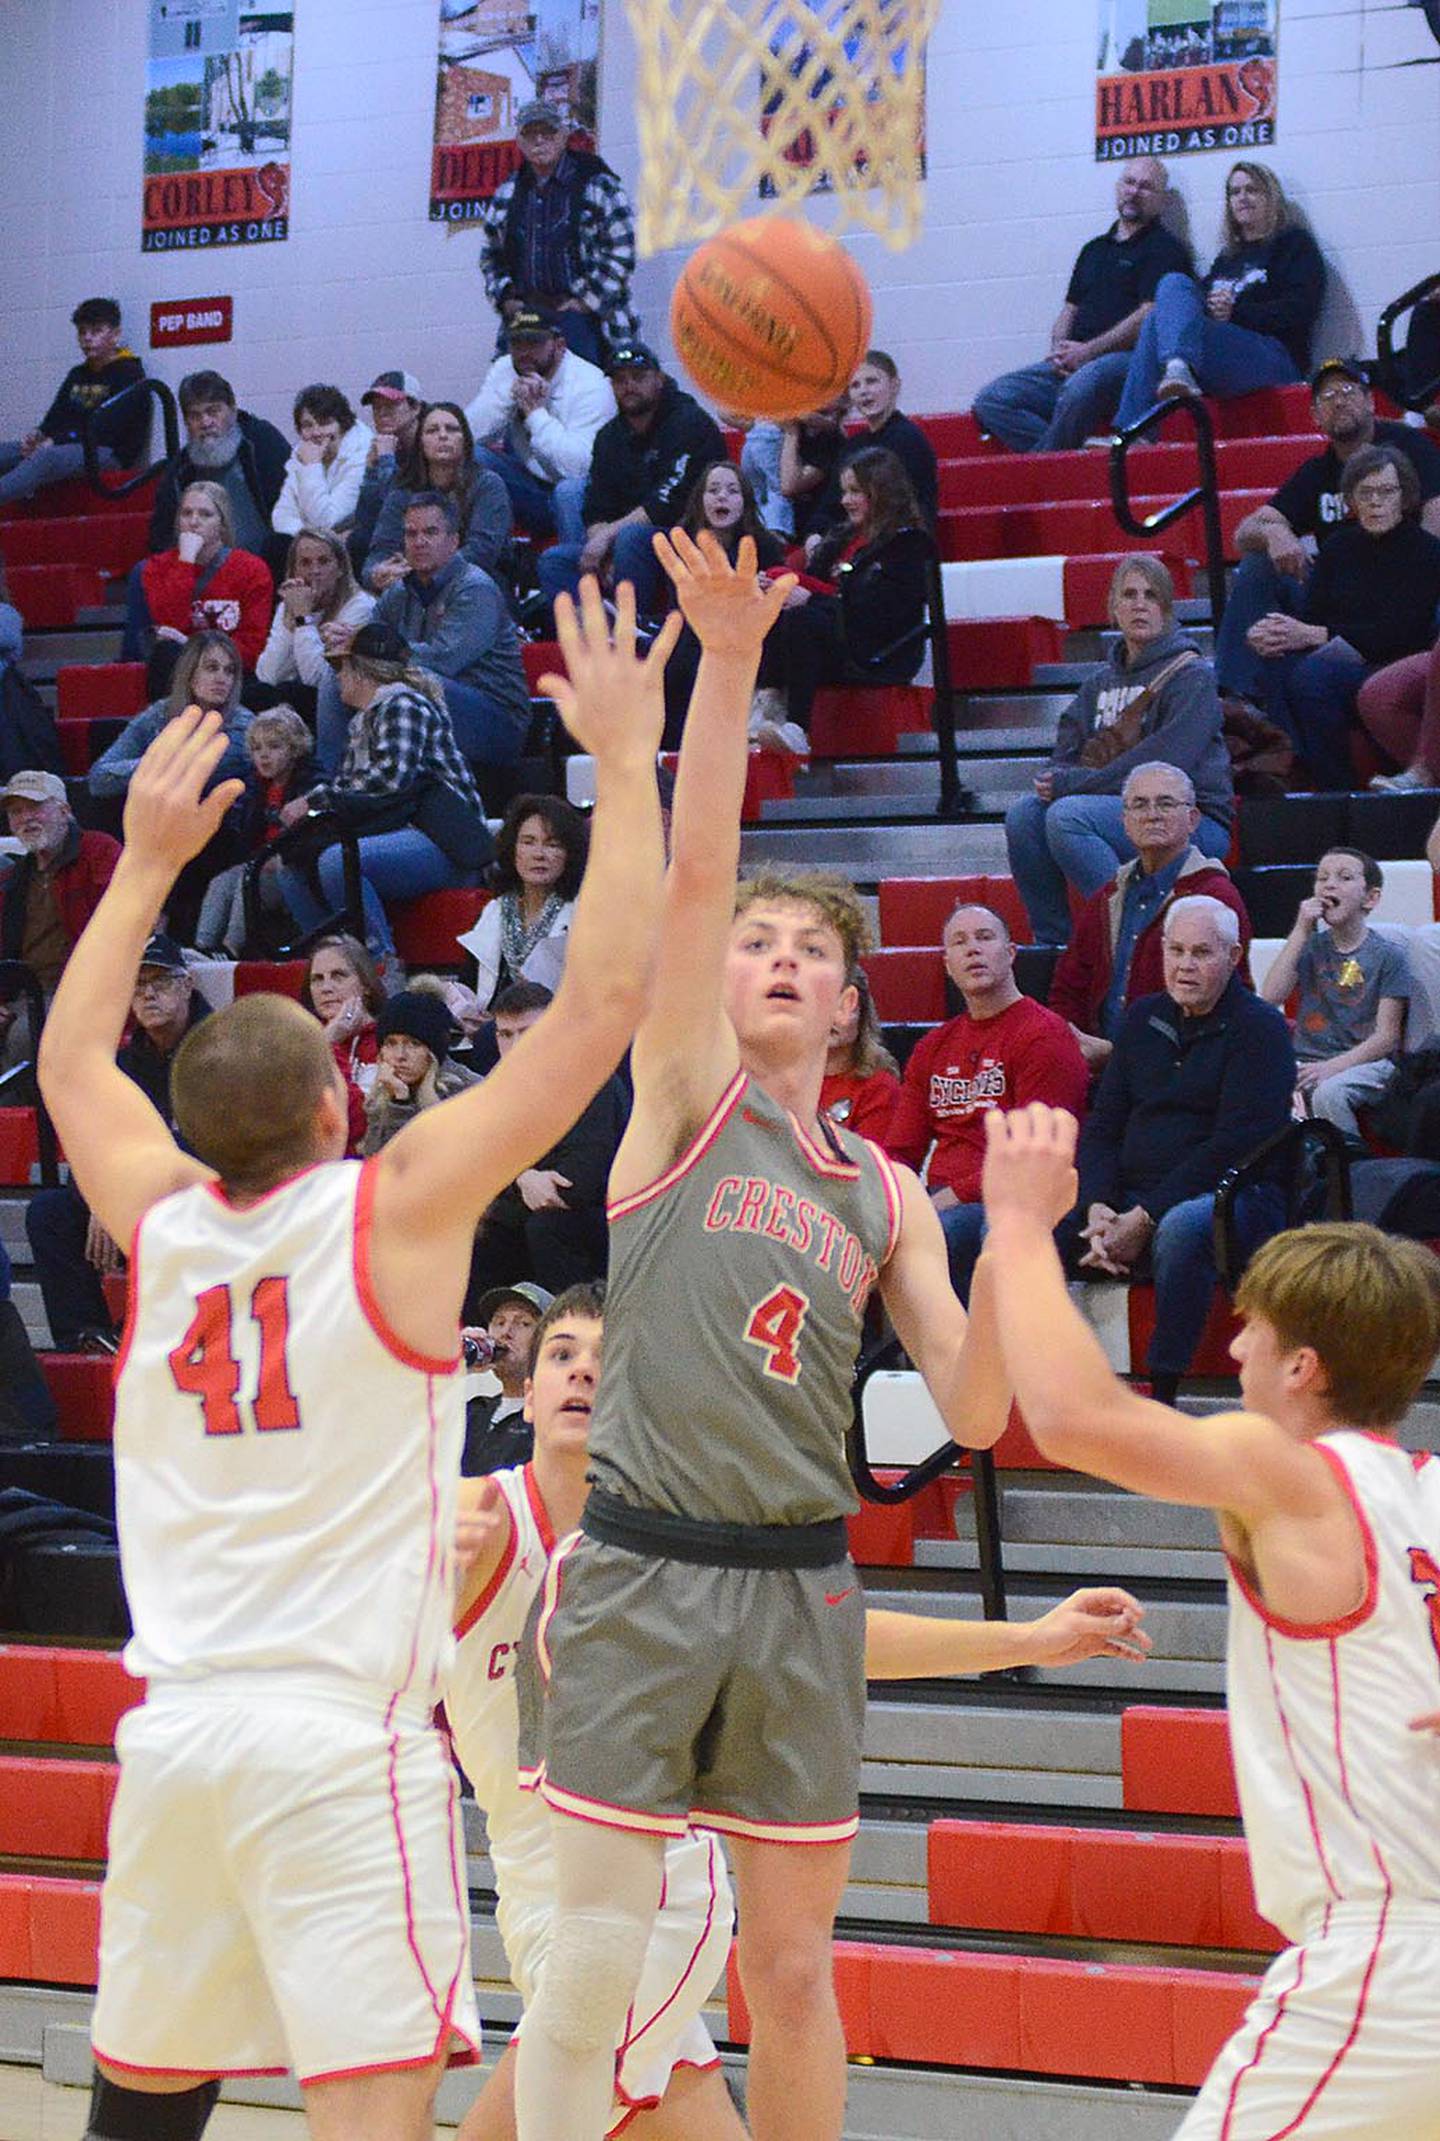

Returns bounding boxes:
[733,870,872,970]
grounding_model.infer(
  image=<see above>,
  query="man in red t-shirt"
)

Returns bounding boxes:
[889,904,1089,1299]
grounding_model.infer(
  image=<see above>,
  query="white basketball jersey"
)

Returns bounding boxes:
[1226,1432,1440,1943]
[113,1158,463,1698]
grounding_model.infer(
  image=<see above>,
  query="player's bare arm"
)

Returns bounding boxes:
[980,1105,1366,1623]
[38,708,242,1246]
[454,1476,514,1623]
[611,529,794,1199]
[878,1167,1012,1450]
[865,1587,1151,1678]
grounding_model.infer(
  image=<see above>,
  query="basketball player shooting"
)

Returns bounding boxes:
[36,579,680,2141]
[980,1104,1440,2141]
[514,528,1017,2141]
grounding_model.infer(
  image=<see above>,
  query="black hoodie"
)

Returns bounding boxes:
[581,377,725,529]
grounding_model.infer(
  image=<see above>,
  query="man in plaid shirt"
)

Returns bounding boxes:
[479,102,639,371]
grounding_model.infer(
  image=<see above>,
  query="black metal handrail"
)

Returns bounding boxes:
[78,376,180,501]
[0,961,62,1188]
[848,1332,1007,1620]
[1212,1117,1352,1289]
[1108,391,1228,624]
[834,528,972,821]
[1375,270,1440,416]
[260,823,368,958]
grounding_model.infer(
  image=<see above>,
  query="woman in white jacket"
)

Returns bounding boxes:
[456,792,588,1010]
[255,528,375,698]
[272,383,372,536]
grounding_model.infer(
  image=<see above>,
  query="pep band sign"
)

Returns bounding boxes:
[1095,0,1279,163]
[143,1,295,251]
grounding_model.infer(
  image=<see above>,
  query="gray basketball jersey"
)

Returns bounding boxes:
[588,1071,903,1526]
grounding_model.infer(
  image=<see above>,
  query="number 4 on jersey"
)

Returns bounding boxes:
[745,1283,810,1384]
[169,1278,301,1436]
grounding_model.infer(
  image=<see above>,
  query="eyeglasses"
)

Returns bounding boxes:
[1123,796,1190,814]
[1314,381,1364,401]
[1352,482,1402,506]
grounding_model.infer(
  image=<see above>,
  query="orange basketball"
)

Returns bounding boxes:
[670,215,873,422]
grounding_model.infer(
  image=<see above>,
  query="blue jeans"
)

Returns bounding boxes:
[0,438,116,505]
[973,353,1132,454]
[1148,1183,1284,1377]
[1212,551,1311,703]
[473,446,587,544]
[741,423,793,536]
[1113,273,1299,431]
[1006,790,1232,945]
[537,518,665,617]
[938,1202,986,1304]
[276,825,455,960]
[1260,639,1371,791]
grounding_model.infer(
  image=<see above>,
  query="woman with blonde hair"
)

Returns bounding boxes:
[1113,160,1325,428]
[134,479,272,689]
[255,525,374,698]
[89,628,253,801]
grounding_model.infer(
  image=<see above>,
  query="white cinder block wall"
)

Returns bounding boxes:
[1,0,1436,438]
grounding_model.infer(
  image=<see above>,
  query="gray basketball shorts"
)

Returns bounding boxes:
[533,1531,867,1844]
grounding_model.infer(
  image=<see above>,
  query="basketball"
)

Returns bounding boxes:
[670,215,873,422]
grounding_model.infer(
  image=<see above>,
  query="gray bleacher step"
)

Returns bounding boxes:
[12,1281,51,1349]
[761,771,1031,823]
[861,1758,1123,1808]
[971,1479,1218,1552]
[960,692,1070,728]
[0,1199,32,1260]
[930,1537,1223,1580]
[864,1586,1226,1695]
[74,606,126,630]
[740,824,1012,875]
[865,1697,1119,1777]
[21,628,125,674]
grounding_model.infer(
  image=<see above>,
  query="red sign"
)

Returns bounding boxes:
[150,297,234,349]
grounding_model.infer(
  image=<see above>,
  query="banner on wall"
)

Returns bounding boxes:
[1095,1,1278,162]
[143,2,294,252]
[757,1,927,200]
[429,0,600,225]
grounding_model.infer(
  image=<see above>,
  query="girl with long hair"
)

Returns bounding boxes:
[361,401,512,592]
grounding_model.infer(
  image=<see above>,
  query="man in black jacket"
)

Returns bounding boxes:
[146,369,289,566]
[0,299,149,505]
[1072,895,1294,1403]
[536,343,724,618]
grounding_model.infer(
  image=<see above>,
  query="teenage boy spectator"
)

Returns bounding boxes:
[1214,359,1440,707]
[804,351,938,547]
[887,904,1088,1301]
[1050,761,1252,1069]
[271,383,372,537]
[465,308,614,542]
[349,370,424,569]
[1259,848,1411,1147]
[973,160,1190,453]
[478,101,639,370]
[147,370,289,565]
[0,298,148,504]
[460,1279,554,1476]
[0,771,120,1071]
[536,344,724,618]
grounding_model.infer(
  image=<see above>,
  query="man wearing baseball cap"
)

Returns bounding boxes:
[0,771,119,1073]
[349,370,425,573]
[478,99,639,372]
[1214,356,1440,709]
[465,306,615,544]
[460,1280,556,1475]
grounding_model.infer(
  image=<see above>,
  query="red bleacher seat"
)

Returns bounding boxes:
[727,1942,876,2056]
[1063,552,1191,626]
[1171,1967,1261,2087]
[1122,1705,1239,1818]
[938,436,1312,514]
[0,514,149,575]
[56,724,93,778]
[5,565,107,629]
[1127,1281,1241,1378]
[521,639,566,693]
[40,1355,116,1444]
[392,888,491,967]
[0,1755,116,1861]
[0,1108,39,1185]
[659,746,800,822]
[56,662,148,721]
[870,1946,1023,2069]
[920,413,998,458]
[0,475,156,523]
[809,684,931,758]
[946,616,1065,690]
[862,946,947,1024]
[21,1875,102,1986]
[1211,383,1314,438]
[0,1645,141,1745]
[232,961,307,1000]
[878,875,1032,949]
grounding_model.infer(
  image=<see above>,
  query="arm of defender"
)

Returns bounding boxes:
[865,1586,1150,1678]
[877,1167,1012,1452]
[38,711,241,1244]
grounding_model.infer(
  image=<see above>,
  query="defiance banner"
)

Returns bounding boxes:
[1095,0,1278,163]
[429,0,600,226]
[144,3,294,252]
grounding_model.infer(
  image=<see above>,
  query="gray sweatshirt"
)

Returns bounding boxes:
[1048,626,1232,827]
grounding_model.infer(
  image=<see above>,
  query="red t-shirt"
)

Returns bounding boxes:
[887,997,1089,1202]
[820,1066,902,1146]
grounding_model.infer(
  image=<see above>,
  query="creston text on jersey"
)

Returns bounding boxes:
[702,1174,879,1315]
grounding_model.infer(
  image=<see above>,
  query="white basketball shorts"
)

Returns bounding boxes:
[91,1676,481,2086]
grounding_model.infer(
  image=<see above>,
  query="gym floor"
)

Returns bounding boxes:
[0,2066,307,2138]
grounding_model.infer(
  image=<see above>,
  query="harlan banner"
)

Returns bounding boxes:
[144,2,294,252]
[1095,0,1278,162]
[429,0,600,225]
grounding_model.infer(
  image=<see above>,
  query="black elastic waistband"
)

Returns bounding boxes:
[582,1490,849,1570]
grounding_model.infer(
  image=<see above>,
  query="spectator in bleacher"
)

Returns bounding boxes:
[778,395,850,544]
[303,931,384,1097]
[0,770,120,1072]
[536,342,725,620]
[273,620,490,971]
[759,447,931,754]
[820,965,901,1143]
[89,628,254,804]
[24,933,206,1353]
[1006,555,1232,943]
[1049,760,1252,1070]
[1249,445,1440,790]
[132,480,272,692]
[804,352,938,547]
[972,159,1190,453]
[887,904,1089,1300]
[478,99,639,371]
[465,307,614,543]
[1112,162,1326,430]
[361,401,512,595]
[460,1279,553,1476]
[271,383,372,538]
[1358,631,1440,791]
[147,369,289,566]
[254,528,374,715]
[193,706,316,957]
[1259,847,1410,1147]
[662,461,787,746]
[1214,359,1440,713]
[1072,895,1294,1404]
[467,981,627,1296]
[456,792,586,1011]
[361,984,479,1154]
[0,298,148,506]
[349,369,425,571]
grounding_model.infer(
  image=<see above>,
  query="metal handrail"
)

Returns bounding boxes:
[1212,1117,1351,1289]
[0,961,62,1188]
[1108,391,1229,624]
[835,528,972,821]
[78,376,180,500]
[848,1332,1007,1621]
[1375,270,1440,415]
[262,823,368,957]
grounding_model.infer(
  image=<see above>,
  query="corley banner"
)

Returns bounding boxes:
[1095,0,1278,162]
[429,0,600,226]
[144,3,294,251]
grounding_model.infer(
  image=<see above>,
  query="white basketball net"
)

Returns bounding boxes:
[623,0,939,254]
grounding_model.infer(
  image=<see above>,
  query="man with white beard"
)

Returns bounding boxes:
[146,369,289,568]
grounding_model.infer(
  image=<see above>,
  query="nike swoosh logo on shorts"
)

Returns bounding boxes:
[824,1586,858,1606]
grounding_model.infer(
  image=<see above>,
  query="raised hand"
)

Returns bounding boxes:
[653,527,795,660]
[122,708,247,877]
[454,1475,508,1575]
[542,575,681,767]
[982,1105,1081,1232]
[1027,1586,1152,1667]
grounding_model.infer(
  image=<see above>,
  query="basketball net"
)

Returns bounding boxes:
[623,0,938,254]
